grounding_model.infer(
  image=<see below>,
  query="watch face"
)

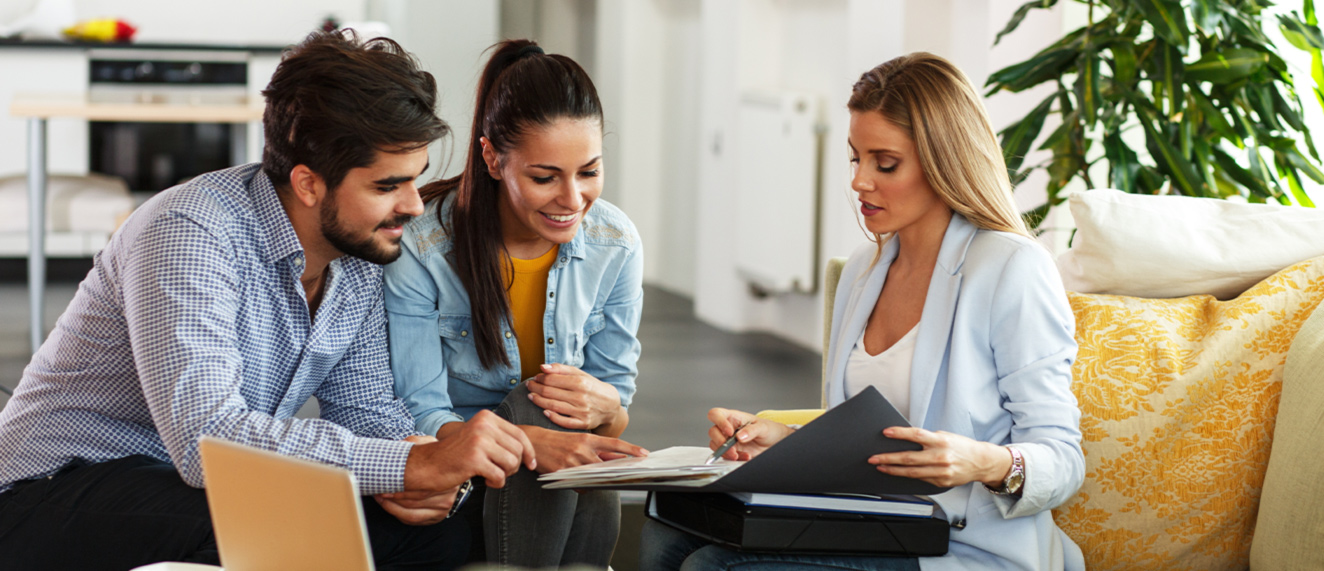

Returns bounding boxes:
[1007,471,1025,494]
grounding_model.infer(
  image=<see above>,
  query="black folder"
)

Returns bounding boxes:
[585,386,952,496]
[646,491,950,556]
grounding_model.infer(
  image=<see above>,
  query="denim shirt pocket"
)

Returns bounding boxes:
[437,315,484,383]
[568,309,607,367]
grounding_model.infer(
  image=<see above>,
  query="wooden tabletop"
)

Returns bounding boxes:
[10,94,264,123]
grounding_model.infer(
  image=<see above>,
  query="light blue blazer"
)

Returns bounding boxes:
[826,214,1085,571]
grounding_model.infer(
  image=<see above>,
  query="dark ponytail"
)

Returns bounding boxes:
[418,39,603,370]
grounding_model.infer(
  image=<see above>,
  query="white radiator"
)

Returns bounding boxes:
[735,90,823,295]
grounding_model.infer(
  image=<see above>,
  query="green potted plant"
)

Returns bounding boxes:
[988,0,1324,226]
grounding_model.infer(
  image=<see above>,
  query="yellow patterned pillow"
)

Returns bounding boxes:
[1053,256,1324,571]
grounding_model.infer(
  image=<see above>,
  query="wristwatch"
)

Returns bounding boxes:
[987,446,1024,496]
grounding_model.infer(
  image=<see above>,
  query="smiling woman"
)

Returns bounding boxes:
[382,39,645,569]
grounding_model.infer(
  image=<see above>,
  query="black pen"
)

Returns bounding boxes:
[705,420,753,465]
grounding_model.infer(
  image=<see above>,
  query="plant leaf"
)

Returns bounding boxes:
[1103,131,1140,192]
[1184,48,1268,84]
[1246,87,1284,131]
[1129,93,1204,195]
[1110,41,1138,85]
[1158,40,1185,116]
[987,48,1078,93]
[1279,13,1324,50]
[1000,92,1056,173]
[1134,0,1190,49]
[1211,144,1275,198]
[1270,85,1309,132]
[1191,89,1239,145]
[1077,47,1102,127]
[1281,163,1318,206]
[995,0,1060,46]
[1283,146,1324,183]
[1192,0,1223,33]
[1136,165,1167,193]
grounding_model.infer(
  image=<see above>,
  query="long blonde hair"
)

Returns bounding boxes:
[847,52,1030,246]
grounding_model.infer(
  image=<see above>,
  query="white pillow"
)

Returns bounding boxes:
[1056,189,1324,299]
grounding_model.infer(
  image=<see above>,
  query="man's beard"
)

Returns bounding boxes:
[319,194,412,265]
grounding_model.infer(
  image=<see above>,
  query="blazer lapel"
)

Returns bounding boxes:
[907,215,977,430]
[826,240,897,408]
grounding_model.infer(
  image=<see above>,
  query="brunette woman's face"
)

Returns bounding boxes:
[847,110,949,236]
[484,118,603,251]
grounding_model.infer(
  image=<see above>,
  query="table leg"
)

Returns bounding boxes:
[28,117,47,355]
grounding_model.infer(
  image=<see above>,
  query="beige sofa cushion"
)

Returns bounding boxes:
[1054,256,1324,570]
[1250,296,1324,569]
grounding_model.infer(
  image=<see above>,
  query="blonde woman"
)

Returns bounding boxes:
[641,53,1085,571]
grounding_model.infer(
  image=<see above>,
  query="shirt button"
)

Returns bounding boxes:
[548,291,554,299]
[560,257,567,263]
[509,378,518,385]
[546,337,554,345]
[460,330,468,337]
[504,331,513,339]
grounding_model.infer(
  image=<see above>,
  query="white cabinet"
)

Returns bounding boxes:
[0,48,89,179]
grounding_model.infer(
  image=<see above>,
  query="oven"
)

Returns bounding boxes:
[87,49,252,192]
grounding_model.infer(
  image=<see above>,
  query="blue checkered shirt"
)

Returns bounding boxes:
[0,163,419,495]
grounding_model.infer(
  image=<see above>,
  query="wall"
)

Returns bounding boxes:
[367,0,500,183]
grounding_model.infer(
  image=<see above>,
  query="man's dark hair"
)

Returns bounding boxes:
[261,30,448,192]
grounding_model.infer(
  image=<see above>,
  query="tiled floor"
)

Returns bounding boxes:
[0,272,822,571]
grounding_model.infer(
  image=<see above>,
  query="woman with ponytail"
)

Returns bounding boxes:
[641,53,1084,571]
[384,40,645,567]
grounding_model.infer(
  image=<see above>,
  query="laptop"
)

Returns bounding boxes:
[197,436,375,571]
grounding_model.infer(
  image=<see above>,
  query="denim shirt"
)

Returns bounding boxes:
[383,194,644,437]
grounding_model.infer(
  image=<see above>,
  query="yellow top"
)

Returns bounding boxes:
[506,245,559,381]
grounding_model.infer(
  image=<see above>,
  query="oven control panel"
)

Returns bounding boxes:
[88,49,248,105]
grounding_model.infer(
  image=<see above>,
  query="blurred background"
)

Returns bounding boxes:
[6,2,1322,568]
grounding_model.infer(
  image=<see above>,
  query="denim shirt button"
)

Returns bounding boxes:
[504,331,512,339]
[509,378,518,385]
[460,330,468,337]
[546,337,554,345]
[548,291,554,299]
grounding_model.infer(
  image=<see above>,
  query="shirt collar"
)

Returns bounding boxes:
[248,168,306,266]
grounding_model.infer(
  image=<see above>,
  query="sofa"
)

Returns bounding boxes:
[761,189,1324,570]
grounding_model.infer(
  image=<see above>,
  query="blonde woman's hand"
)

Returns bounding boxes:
[868,427,1013,488]
[705,408,795,461]
[527,363,623,433]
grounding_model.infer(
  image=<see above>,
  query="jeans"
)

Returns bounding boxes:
[638,519,922,571]
[0,454,469,571]
[487,382,620,568]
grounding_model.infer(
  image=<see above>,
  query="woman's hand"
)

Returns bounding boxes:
[706,408,795,461]
[523,425,648,474]
[868,427,1013,488]
[527,363,623,433]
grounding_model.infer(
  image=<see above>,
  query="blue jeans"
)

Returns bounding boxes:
[639,518,922,571]
[487,382,620,567]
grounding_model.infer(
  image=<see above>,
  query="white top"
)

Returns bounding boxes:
[844,324,917,420]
